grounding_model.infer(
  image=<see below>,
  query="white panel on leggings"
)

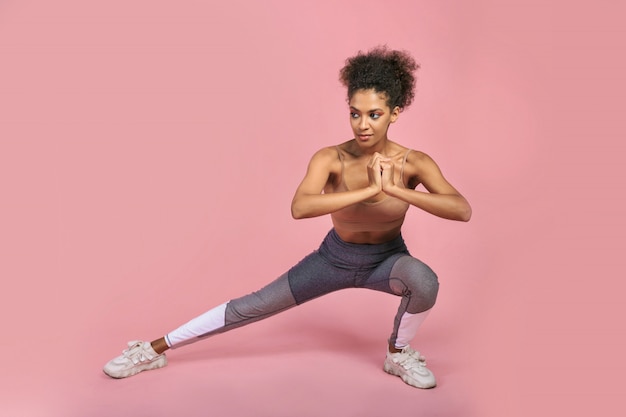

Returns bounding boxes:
[165,302,228,348]
[395,309,431,349]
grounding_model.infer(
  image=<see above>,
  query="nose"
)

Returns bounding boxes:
[358,117,369,130]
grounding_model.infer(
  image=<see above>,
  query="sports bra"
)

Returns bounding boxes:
[330,147,411,232]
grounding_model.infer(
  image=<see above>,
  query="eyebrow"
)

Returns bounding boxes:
[349,106,385,113]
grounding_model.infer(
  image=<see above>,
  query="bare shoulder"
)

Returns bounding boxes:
[405,149,441,171]
[305,145,343,178]
[313,145,341,158]
[405,149,430,162]
[309,145,341,167]
[402,149,443,188]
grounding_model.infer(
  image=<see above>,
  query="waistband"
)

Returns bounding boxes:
[318,228,408,268]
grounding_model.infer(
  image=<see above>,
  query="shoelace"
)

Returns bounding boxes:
[402,346,427,364]
[391,346,429,373]
[122,342,154,364]
[397,353,427,370]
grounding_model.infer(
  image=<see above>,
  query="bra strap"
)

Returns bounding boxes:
[400,149,412,184]
[336,146,346,186]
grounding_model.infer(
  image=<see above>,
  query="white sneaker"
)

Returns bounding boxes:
[383,345,436,389]
[103,341,167,379]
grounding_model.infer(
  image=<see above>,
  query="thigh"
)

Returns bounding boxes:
[287,251,355,304]
[361,254,438,297]
[357,252,408,293]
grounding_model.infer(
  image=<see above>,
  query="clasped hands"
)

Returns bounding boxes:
[367,152,397,194]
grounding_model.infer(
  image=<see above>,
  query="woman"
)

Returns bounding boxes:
[103,46,471,389]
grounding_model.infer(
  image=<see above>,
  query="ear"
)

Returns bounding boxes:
[390,106,401,123]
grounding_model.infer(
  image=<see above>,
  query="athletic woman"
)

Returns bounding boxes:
[103,46,472,389]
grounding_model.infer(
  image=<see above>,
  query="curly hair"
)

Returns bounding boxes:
[339,45,419,111]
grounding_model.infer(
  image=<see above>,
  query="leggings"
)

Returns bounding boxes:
[165,229,439,349]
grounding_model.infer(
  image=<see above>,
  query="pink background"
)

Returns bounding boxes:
[1,0,624,416]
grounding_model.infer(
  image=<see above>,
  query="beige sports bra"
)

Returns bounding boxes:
[331,147,411,232]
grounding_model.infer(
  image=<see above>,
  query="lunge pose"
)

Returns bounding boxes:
[103,46,472,389]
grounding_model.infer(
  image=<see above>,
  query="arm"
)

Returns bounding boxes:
[291,148,382,219]
[381,151,472,222]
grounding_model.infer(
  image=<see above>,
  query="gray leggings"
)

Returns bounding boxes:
[165,229,439,348]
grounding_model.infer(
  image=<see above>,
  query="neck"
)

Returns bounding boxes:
[352,138,390,156]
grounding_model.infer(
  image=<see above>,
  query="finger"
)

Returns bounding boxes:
[370,152,389,162]
[367,156,379,168]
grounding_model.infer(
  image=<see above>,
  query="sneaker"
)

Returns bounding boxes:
[383,345,436,389]
[103,341,167,379]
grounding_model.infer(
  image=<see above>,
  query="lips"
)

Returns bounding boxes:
[358,134,372,141]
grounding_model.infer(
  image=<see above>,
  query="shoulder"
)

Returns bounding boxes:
[309,146,341,164]
[402,149,443,185]
[305,145,343,174]
[401,147,439,166]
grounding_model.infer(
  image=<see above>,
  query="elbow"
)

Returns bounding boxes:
[291,201,307,219]
[458,204,472,222]
[450,196,472,222]
[291,195,320,219]
[446,200,472,222]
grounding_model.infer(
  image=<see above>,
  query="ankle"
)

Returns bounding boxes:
[388,343,403,354]
[151,338,170,355]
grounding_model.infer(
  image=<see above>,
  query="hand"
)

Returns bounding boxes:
[380,158,396,192]
[366,152,386,193]
[367,152,393,193]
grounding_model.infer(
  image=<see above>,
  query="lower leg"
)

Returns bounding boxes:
[163,273,297,350]
[386,257,439,349]
[391,309,432,349]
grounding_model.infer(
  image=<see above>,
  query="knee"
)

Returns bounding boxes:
[414,266,439,308]
[424,266,439,295]
[422,270,439,310]
[391,257,439,309]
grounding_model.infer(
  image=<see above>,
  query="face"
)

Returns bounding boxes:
[349,89,400,152]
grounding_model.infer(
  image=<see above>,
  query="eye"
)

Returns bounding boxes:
[350,112,360,119]
[370,113,381,120]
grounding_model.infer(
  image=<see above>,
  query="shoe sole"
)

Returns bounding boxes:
[383,360,437,389]
[104,356,168,379]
